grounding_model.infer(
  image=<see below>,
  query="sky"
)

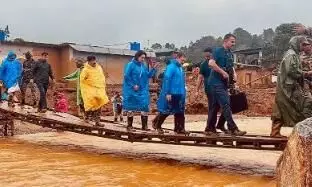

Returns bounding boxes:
[0,0,311,48]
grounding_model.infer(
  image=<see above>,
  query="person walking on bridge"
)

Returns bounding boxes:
[300,38,312,94]
[20,51,37,107]
[205,34,246,136]
[271,36,312,137]
[32,52,55,113]
[80,56,109,126]
[154,52,188,135]
[122,50,158,131]
[63,58,85,118]
[0,51,22,107]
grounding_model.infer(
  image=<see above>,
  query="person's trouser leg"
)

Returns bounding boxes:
[20,82,28,105]
[42,84,48,110]
[113,109,118,122]
[37,83,45,110]
[216,113,227,131]
[205,90,219,132]
[214,85,238,132]
[37,82,48,111]
[174,113,185,133]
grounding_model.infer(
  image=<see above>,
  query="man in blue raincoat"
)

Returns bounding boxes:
[122,50,157,131]
[153,52,188,134]
[0,51,22,107]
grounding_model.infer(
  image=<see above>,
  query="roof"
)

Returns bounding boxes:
[0,41,156,57]
[0,40,59,48]
[67,44,155,57]
[233,47,262,55]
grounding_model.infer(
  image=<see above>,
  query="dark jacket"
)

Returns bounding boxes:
[33,59,54,84]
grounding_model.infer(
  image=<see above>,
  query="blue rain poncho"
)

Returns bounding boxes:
[122,59,156,112]
[157,59,186,114]
[0,51,22,89]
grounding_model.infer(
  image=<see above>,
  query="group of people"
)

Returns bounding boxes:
[270,24,312,138]
[124,25,312,137]
[2,24,312,137]
[121,33,247,136]
[0,51,54,112]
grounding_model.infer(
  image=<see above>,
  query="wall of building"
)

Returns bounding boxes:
[236,68,272,88]
[73,51,132,84]
[0,43,62,79]
[0,43,135,85]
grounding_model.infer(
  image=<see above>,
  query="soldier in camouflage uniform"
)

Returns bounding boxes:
[271,36,312,137]
[20,52,37,106]
[300,38,312,94]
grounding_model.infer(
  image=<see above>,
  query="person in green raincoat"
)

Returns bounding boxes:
[271,36,312,137]
[63,59,85,117]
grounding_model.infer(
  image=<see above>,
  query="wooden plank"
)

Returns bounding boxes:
[0,102,287,151]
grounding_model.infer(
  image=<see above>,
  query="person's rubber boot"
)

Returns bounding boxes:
[114,117,118,123]
[270,121,286,138]
[156,114,168,134]
[141,116,149,131]
[120,116,124,122]
[152,115,159,130]
[127,116,134,131]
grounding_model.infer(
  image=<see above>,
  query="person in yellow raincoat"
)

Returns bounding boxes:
[80,56,109,126]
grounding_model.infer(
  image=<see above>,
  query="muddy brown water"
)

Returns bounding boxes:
[0,136,276,186]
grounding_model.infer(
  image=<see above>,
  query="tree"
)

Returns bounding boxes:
[233,27,253,50]
[186,36,222,64]
[13,38,25,43]
[164,43,175,50]
[273,23,298,60]
[263,28,275,43]
[251,34,264,48]
[151,43,162,50]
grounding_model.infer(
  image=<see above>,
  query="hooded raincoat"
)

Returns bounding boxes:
[122,59,156,112]
[272,36,312,127]
[80,63,109,112]
[0,51,22,90]
[157,59,186,114]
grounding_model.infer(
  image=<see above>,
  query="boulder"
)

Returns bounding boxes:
[276,118,312,186]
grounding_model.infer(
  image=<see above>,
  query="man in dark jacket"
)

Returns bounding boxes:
[20,51,37,106]
[32,52,55,113]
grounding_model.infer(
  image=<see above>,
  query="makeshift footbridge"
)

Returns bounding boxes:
[0,102,287,151]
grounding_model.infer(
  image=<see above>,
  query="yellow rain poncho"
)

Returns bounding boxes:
[80,63,109,111]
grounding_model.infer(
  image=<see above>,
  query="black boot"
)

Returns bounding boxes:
[114,117,118,122]
[127,116,134,131]
[141,116,148,131]
[155,114,168,134]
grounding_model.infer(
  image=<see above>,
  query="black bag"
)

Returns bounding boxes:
[230,92,248,114]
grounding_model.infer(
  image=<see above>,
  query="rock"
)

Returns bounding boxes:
[276,118,312,186]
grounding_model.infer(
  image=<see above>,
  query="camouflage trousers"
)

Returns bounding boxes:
[20,81,37,105]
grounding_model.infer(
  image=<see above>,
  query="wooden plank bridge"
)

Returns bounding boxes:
[0,102,288,151]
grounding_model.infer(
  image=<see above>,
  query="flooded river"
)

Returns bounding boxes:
[0,134,276,186]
